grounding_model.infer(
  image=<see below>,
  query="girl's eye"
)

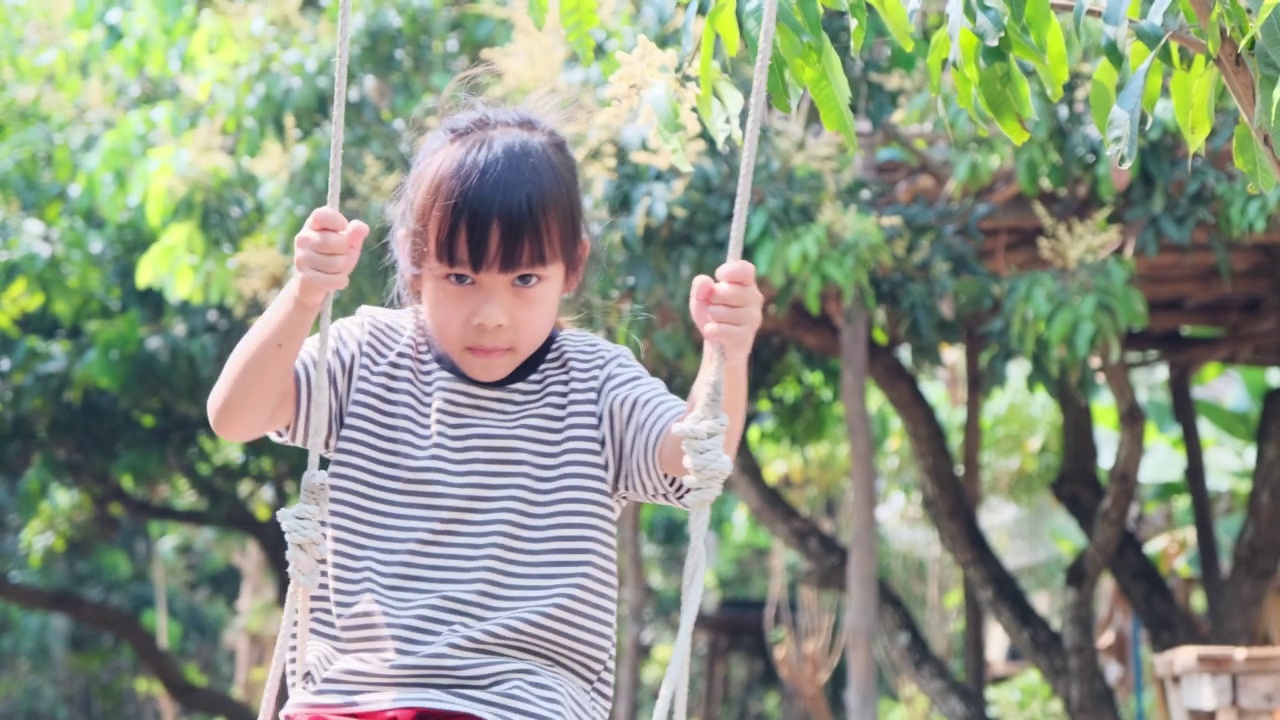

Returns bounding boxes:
[445,273,474,286]
[513,274,541,288]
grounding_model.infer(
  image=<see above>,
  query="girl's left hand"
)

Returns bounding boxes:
[689,260,764,366]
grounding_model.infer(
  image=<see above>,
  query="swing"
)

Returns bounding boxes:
[256,1,779,718]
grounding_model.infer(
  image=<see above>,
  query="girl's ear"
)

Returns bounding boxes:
[396,228,423,297]
[395,228,414,269]
[564,238,591,294]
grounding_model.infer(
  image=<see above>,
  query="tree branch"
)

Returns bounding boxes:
[763,306,1206,652]
[0,578,254,720]
[866,340,1074,695]
[880,122,951,183]
[1048,0,1208,54]
[1216,388,1280,644]
[1171,365,1223,620]
[1060,366,1143,718]
[101,482,291,604]
[730,446,989,719]
[879,585,990,720]
[962,331,986,694]
[1080,366,1146,583]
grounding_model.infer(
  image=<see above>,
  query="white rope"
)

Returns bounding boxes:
[257,1,353,718]
[651,0,778,717]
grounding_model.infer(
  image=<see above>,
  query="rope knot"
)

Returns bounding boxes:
[673,405,732,508]
[277,470,329,589]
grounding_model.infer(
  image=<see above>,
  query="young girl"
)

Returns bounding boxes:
[207,104,764,720]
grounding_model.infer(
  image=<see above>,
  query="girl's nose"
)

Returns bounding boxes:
[472,296,508,330]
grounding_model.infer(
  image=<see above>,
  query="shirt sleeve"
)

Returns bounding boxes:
[267,313,365,455]
[599,343,691,508]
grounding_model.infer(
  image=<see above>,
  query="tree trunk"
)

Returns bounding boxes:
[614,502,646,720]
[841,299,878,720]
[1171,365,1223,622]
[1216,388,1280,644]
[962,334,985,694]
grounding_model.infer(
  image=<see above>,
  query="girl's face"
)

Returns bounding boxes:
[417,231,585,384]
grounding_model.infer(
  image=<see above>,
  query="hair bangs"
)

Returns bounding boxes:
[414,129,582,275]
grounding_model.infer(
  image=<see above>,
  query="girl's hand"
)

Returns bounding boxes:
[292,207,369,309]
[689,260,764,366]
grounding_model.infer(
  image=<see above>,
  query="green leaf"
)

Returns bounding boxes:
[867,0,916,50]
[1090,58,1119,137]
[1106,53,1155,169]
[1102,0,1130,68]
[947,0,966,63]
[701,76,746,150]
[135,220,206,303]
[767,52,795,113]
[1259,73,1280,136]
[1171,55,1218,155]
[699,11,720,121]
[143,162,176,230]
[782,22,858,149]
[648,83,694,173]
[1195,399,1256,442]
[1243,0,1279,43]
[978,61,1035,144]
[1256,8,1280,77]
[1127,40,1164,114]
[927,28,951,94]
[1025,0,1069,98]
[954,27,990,124]
[971,3,1006,45]
[710,0,742,56]
[528,0,549,29]
[1132,21,1176,68]
[561,0,600,62]
[1233,118,1278,193]
[1145,0,1174,23]
[849,0,869,50]
[0,275,47,335]
[812,33,859,148]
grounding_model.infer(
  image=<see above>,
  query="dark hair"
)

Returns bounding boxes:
[386,104,586,304]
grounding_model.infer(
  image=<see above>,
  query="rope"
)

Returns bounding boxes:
[257,1,353,718]
[651,0,778,717]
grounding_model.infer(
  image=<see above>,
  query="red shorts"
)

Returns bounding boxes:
[295,711,482,720]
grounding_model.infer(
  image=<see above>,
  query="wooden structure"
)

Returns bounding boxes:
[1154,646,1280,719]
[973,196,1280,367]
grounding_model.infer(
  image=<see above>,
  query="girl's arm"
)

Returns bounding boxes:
[206,276,319,443]
[207,207,368,442]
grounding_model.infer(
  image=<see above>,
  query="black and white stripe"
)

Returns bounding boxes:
[269,306,689,719]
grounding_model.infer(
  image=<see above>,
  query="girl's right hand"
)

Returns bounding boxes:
[293,207,370,309]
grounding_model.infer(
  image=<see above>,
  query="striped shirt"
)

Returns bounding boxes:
[268,305,691,719]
